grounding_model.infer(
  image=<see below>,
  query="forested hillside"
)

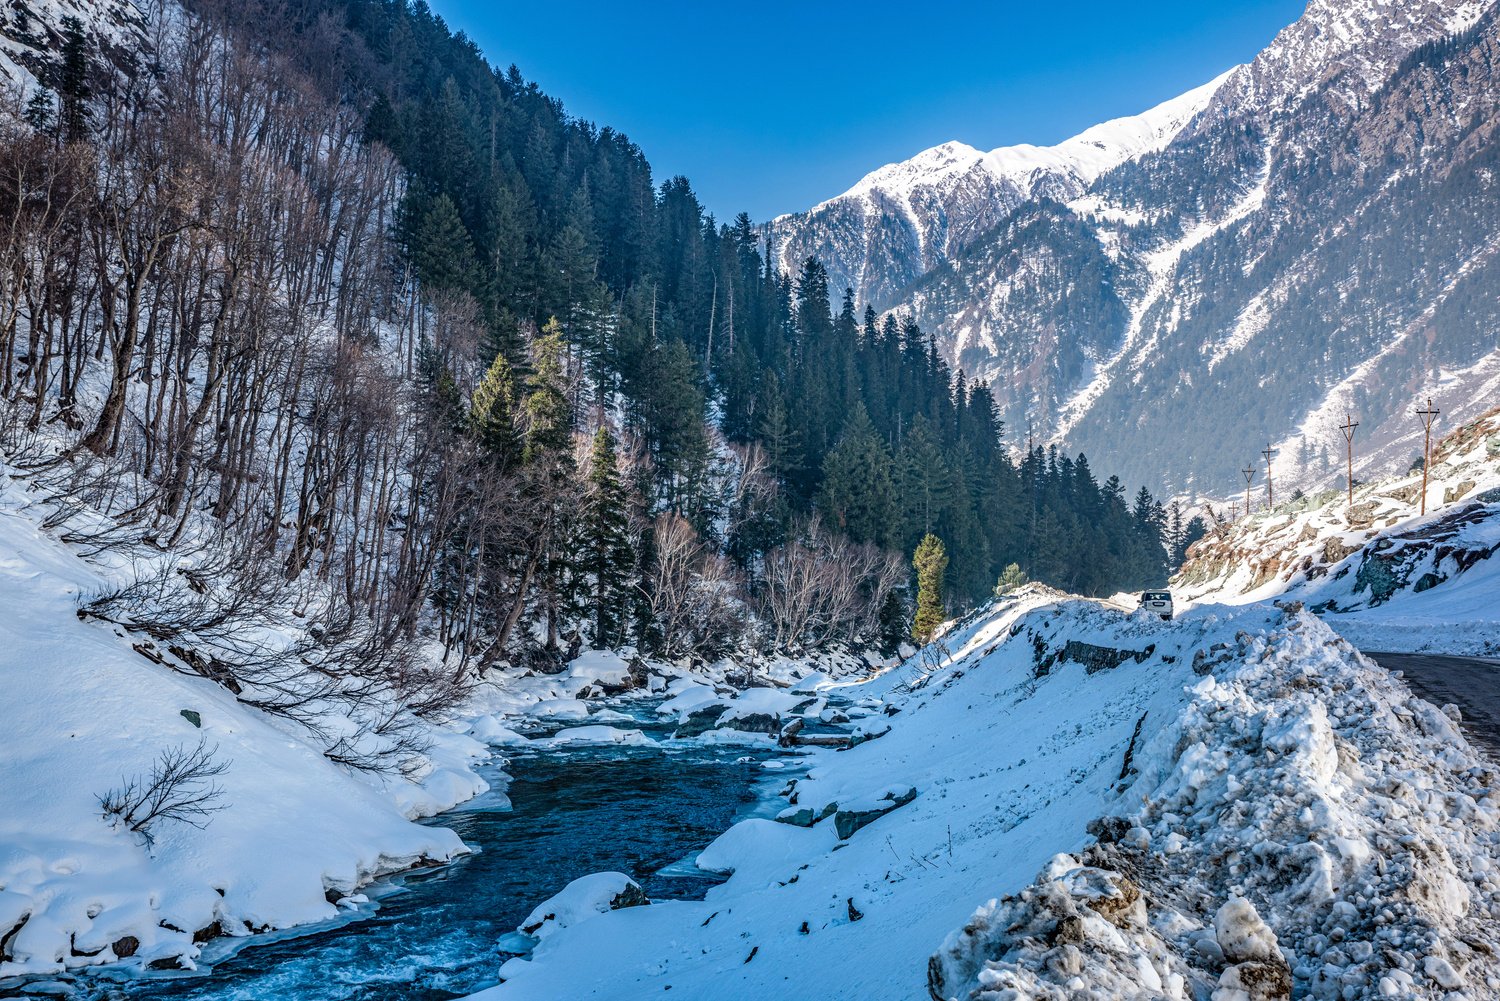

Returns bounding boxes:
[276,0,1187,600]
[0,0,1181,709]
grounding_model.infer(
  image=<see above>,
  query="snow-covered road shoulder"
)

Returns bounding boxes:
[467,594,1500,1001]
[932,604,1500,1000]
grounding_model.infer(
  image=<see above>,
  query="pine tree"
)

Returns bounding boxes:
[755,373,802,488]
[471,350,521,467]
[23,89,54,133]
[523,320,574,459]
[1175,515,1208,566]
[994,563,1028,595]
[581,425,635,647]
[898,416,951,543]
[817,403,897,548]
[912,533,948,643]
[57,16,90,142]
[407,192,477,292]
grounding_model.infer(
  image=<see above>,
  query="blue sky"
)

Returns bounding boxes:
[429,0,1306,222]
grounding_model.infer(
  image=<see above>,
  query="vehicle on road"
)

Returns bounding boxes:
[1140,590,1174,620]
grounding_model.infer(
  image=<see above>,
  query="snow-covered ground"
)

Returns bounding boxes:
[462,584,1500,1000]
[0,469,489,979]
[450,412,1500,1000]
[1175,407,1500,656]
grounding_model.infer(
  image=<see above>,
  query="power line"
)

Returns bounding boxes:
[1261,443,1277,511]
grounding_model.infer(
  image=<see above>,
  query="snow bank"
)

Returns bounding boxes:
[0,478,479,979]
[930,606,1500,1000]
[467,595,1500,1001]
[513,872,649,945]
[535,726,655,748]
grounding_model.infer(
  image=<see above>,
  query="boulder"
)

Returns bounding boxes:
[672,706,727,739]
[1321,537,1360,564]
[1444,479,1477,505]
[721,712,779,735]
[776,801,837,828]
[833,786,917,840]
[1060,640,1154,674]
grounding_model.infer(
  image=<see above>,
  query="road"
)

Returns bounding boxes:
[1365,652,1500,755]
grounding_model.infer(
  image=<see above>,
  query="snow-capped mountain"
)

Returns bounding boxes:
[775,0,1500,499]
[1191,0,1492,129]
[766,72,1231,313]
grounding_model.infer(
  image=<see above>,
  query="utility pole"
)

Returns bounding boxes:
[1262,444,1277,511]
[1339,414,1359,520]
[1416,397,1440,515]
[1242,465,1256,521]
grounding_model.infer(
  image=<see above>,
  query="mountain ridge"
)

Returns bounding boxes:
[773,0,1500,499]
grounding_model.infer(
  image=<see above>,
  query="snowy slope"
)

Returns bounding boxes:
[0,469,487,979]
[1175,407,1500,655]
[0,0,146,97]
[465,591,1500,1000]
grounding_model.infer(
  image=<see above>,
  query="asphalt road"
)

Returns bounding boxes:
[1365,652,1500,755]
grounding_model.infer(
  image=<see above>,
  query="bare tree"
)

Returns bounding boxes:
[640,512,743,661]
[98,739,230,846]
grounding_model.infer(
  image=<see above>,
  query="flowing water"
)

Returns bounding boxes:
[43,713,792,1001]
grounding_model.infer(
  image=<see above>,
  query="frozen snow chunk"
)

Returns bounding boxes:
[1422,953,1463,989]
[565,650,635,691]
[536,726,655,748]
[517,872,649,943]
[466,715,530,746]
[656,683,726,719]
[720,687,806,721]
[530,698,591,720]
[1214,896,1278,963]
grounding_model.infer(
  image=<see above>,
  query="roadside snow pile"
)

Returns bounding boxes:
[930,606,1500,1001]
[0,476,480,980]
[1176,407,1500,655]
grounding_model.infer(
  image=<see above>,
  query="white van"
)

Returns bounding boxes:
[1140,590,1174,620]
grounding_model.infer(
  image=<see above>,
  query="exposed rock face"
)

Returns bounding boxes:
[832,785,917,841]
[0,0,148,94]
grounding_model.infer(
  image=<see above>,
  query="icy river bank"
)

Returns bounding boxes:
[27,708,793,1001]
